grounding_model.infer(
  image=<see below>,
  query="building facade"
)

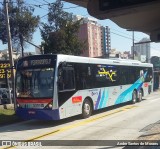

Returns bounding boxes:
[0,49,20,60]
[75,16,111,58]
[131,38,151,62]
[101,26,111,58]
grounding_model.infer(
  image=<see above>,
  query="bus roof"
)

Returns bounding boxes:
[57,54,153,67]
[17,54,153,68]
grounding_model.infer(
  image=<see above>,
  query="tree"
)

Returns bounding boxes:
[0,0,40,52]
[40,0,86,55]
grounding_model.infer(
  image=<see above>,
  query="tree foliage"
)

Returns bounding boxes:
[40,0,86,55]
[0,0,40,50]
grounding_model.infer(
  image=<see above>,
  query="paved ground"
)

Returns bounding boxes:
[123,89,160,149]
[1,90,160,149]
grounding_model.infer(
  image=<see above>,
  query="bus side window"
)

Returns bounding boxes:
[58,67,75,91]
[58,68,64,90]
[64,68,75,90]
[119,66,129,85]
[75,64,93,90]
[81,72,87,88]
[129,67,137,83]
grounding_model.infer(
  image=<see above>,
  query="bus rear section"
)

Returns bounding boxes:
[15,55,60,120]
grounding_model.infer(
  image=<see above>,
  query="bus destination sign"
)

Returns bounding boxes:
[23,59,52,67]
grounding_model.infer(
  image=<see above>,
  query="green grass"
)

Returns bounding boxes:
[0,109,20,126]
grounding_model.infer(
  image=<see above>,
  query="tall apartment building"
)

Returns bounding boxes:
[101,26,111,58]
[74,16,111,58]
[131,38,151,62]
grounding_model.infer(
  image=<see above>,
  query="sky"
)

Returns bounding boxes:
[0,0,160,57]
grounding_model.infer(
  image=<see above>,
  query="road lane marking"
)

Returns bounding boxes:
[26,105,137,140]
[1,105,137,149]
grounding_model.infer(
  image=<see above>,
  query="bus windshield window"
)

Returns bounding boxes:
[16,68,54,98]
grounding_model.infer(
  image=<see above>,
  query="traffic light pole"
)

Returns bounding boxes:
[4,0,15,109]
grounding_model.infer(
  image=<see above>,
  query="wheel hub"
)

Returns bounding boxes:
[84,103,90,115]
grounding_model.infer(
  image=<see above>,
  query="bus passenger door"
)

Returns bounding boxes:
[58,64,77,118]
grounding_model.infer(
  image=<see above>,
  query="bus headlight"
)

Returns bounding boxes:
[48,104,52,108]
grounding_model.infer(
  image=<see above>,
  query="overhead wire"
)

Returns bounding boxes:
[110,31,133,41]
[3,0,159,51]
[111,31,159,51]
[110,27,150,42]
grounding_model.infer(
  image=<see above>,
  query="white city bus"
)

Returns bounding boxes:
[15,54,153,120]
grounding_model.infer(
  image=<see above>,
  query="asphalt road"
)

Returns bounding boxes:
[0,90,160,149]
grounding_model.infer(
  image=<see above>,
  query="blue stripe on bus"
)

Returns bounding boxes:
[95,89,101,110]
[98,89,105,109]
[16,108,60,120]
[98,89,109,109]
[94,89,109,110]
[102,89,109,108]
[137,83,143,91]
[115,72,147,104]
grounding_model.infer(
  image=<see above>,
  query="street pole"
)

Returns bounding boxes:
[132,31,135,60]
[4,0,15,109]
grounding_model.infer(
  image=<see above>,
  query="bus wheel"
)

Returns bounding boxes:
[137,89,143,102]
[82,99,92,118]
[132,90,137,104]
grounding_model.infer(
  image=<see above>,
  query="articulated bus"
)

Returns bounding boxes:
[15,54,153,120]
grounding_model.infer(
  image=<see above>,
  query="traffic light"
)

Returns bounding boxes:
[87,0,159,19]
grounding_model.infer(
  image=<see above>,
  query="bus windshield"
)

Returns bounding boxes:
[16,68,54,98]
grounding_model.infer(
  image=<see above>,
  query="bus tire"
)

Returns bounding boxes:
[132,90,137,104]
[137,89,143,102]
[82,99,92,118]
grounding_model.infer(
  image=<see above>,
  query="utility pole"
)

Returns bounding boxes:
[4,0,15,108]
[132,31,135,60]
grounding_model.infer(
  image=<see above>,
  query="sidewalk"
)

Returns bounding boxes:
[123,89,160,149]
[123,120,160,149]
[138,120,160,141]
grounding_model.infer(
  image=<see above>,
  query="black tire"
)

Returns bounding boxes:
[82,99,92,118]
[137,89,143,102]
[132,90,137,104]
